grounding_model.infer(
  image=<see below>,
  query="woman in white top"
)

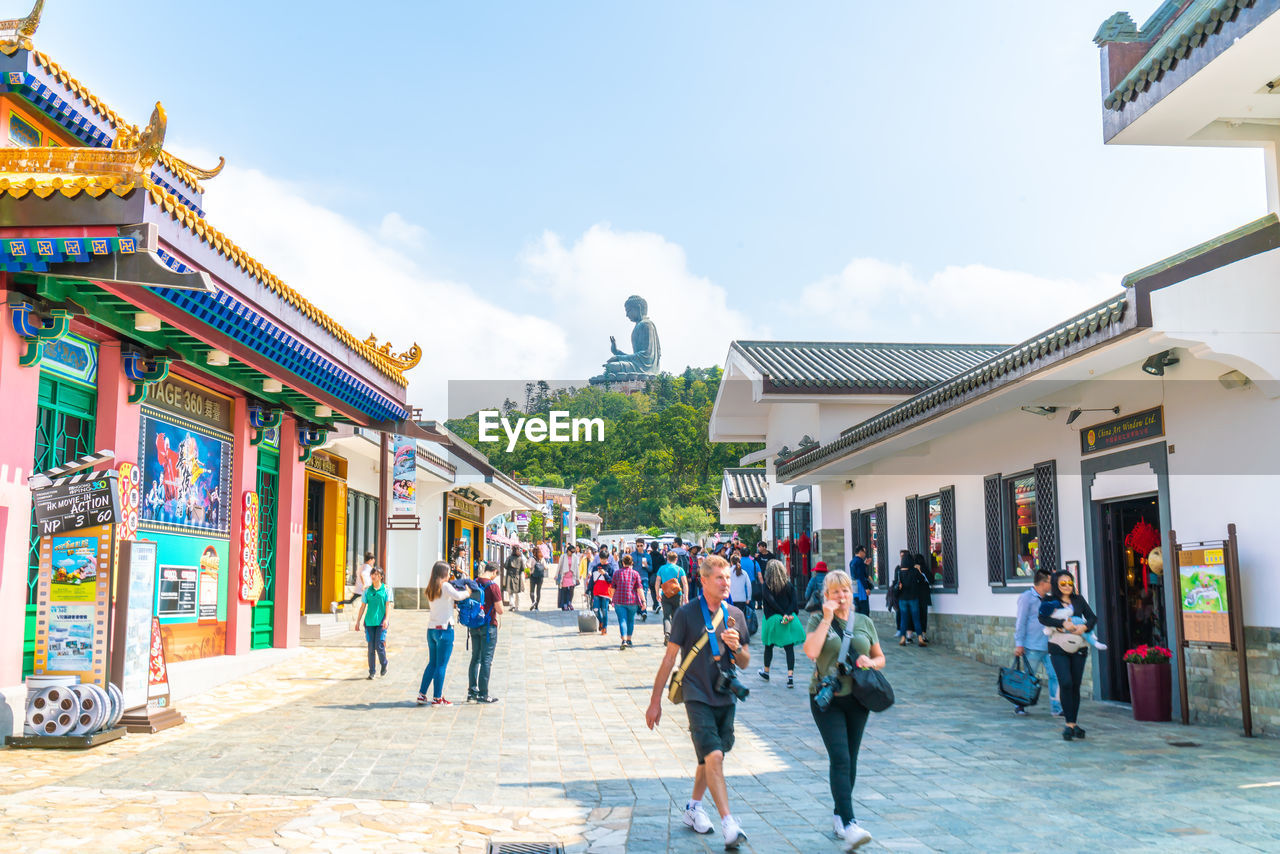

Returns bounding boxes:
[418,561,471,706]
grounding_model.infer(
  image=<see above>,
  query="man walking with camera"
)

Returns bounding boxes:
[645,555,752,849]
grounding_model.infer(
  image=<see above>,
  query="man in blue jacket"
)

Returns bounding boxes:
[1013,569,1061,716]
[849,545,872,616]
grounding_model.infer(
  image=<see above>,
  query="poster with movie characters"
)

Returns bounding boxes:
[138,411,232,536]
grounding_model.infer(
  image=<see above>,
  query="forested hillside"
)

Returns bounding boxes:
[445,368,762,531]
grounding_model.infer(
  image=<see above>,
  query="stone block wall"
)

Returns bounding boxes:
[393,588,428,610]
[1183,625,1280,738]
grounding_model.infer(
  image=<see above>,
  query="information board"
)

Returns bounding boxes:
[31,472,120,536]
[1178,544,1231,645]
[112,540,158,710]
[157,565,198,617]
[32,522,115,686]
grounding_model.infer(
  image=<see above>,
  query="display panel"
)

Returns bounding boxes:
[138,411,232,536]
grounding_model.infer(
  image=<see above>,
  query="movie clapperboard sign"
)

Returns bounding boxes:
[32,471,122,535]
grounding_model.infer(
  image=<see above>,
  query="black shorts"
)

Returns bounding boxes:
[685,700,735,764]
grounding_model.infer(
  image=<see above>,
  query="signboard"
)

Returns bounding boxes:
[157,565,198,617]
[113,540,158,710]
[447,492,483,524]
[392,434,416,514]
[198,546,220,620]
[1177,544,1230,645]
[143,374,233,431]
[32,522,114,686]
[239,491,264,604]
[148,616,172,707]
[32,471,120,536]
[304,450,347,480]
[1080,406,1164,455]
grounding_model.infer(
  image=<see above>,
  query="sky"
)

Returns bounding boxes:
[36,1,1268,416]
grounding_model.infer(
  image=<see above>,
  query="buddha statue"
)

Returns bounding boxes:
[590,295,660,384]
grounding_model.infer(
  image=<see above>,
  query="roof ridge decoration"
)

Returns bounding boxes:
[0,99,166,183]
[1097,0,1260,111]
[363,334,423,372]
[27,50,223,193]
[0,0,42,52]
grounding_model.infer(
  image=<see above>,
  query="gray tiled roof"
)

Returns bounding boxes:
[734,341,1010,394]
[722,468,769,508]
[778,295,1134,479]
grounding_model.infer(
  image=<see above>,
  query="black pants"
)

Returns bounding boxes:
[853,599,870,616]
[661,593,682,641]
[646,574,660,609]
[810,693,870,826]
[529,577,543,608]
[1049,647,1088,724]
[763,643,795,671]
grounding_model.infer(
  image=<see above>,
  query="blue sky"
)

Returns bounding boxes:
[37,1,1266,413]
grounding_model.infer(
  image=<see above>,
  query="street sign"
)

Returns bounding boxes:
[31,471,121,535]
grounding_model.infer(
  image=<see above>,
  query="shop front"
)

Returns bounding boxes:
[445,491,484,578]
[302,451,348,615]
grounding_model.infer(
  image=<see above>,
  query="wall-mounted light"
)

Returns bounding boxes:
[1019,405,1058,417]
[262,378,283,394]
[1218,369,1251,390]
[133,311,161,332]
[1142,349,1179,376]
[315,405,332,419]
[1066,406,1120,425]
[206,349,230,367]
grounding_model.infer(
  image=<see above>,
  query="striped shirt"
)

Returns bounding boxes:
[611,566,644,607]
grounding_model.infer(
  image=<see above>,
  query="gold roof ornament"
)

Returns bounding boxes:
[0,100,168,184]
[0,0,44,53]
[364,335,423,371]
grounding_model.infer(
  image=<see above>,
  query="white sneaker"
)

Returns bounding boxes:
[833,814,846,838]
[329,601,338,615]
[843,821,872,851]
[722,815,747,850]
[682,804,713,834]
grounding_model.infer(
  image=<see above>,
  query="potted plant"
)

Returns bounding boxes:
[1124,644,1173,722]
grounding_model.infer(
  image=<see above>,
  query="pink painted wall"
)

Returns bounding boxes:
[274,415,306,648]
[224,394,255,655]
[0,284,43,690]
[93,341,141,470]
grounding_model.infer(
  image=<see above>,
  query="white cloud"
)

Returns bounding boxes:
[197,166,566,418]
[377,212,429,249]
[520,224,764,378]
[791,258,1120,345]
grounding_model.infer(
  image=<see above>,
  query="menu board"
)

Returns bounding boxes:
[1178,545,1231,645]
[157,565,198,617]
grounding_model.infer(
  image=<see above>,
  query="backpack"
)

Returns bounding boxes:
[457,580,489,629]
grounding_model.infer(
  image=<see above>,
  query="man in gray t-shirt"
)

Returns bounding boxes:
[646,555,752,849]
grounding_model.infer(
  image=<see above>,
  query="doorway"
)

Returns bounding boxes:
[304,477,325,613]
[1097,494,1167,702]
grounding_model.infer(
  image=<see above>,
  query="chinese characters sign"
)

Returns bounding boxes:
[240,491,264,604]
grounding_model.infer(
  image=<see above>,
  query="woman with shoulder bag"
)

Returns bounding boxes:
[757,559,805,688]
[892,551,926,646]
[803,569,885,851]
[417,561,471,706]
[1039,570,1097,741]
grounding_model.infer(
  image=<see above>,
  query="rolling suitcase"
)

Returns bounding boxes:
[577,610,599,633]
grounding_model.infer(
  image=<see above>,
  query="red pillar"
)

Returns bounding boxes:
[0,284,42,717]
[94,340,141,470]
[224,394,255,655]
[273,415,305,648]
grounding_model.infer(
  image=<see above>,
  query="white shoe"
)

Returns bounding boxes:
[329,601,338,615]
[843,821,872,851]
[682,804,713,834]
[833,814,846,838]
[1094,640,1108,650]
[722,815,746,850]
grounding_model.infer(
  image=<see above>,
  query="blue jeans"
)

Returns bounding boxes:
[614,604,637,638]
[899,599,922,636]
[467,624,498,698]
[1024,648,1062,715]
[593,596,610,629]
[418,626,455,698]
[364,625,387,674]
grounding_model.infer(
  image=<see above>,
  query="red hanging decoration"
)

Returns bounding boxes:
[1124,518,1161,593]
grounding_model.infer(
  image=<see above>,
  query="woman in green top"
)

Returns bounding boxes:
[362,568,391,680]
[802,569,885,851]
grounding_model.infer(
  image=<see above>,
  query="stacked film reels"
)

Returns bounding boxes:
[25,680,124,738]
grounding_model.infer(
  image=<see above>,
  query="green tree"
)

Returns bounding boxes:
[660,504,714,540]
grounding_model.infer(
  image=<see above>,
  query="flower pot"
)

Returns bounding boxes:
[1127,661,1172,722]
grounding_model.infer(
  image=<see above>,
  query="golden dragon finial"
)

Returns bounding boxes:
[363,335,422,371]
[0,0,45,51]
[166,154,225,180]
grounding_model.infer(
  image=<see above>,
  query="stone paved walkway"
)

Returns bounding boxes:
[2,596,1279,852]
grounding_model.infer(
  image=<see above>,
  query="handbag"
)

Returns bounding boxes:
[1049,630,1086,653]
[849,667,895,712]
[746,609,760,637]
[997,655,1041,707]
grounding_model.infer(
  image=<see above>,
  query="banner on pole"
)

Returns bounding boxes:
[392,434,416,515]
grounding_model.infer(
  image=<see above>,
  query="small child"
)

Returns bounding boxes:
[1045,607,1107,650]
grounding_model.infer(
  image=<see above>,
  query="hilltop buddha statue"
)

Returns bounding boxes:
[590,294,661,384]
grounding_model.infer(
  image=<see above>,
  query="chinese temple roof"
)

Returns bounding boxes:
[0,16,419,397]
[722,467,769,509]
[732,340,1009,394]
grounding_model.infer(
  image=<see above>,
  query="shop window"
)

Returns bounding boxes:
[986,461,1060,586]
[906,488,956,590]
[346,490,379,578]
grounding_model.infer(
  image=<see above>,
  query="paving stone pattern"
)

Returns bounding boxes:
[2,596,1279,852]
